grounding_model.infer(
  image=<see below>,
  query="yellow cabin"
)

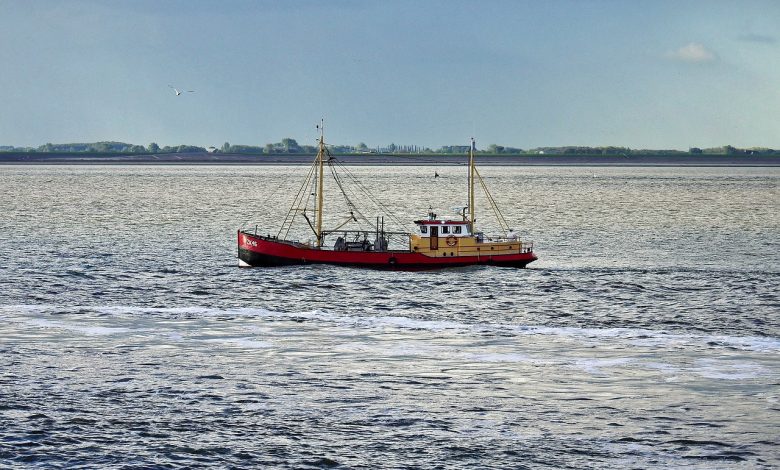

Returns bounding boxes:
[410,211,531,258]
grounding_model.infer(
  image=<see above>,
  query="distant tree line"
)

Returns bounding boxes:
[220,139,398,154]
[1,141,778,156]
[0,141,207,154]
[688,145,776,155]
[219,138,319,154]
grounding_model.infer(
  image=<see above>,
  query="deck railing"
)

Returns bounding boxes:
[478,233,534,250]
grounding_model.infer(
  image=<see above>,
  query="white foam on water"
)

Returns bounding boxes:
[0,304,51,313]
[99,305,218,316]
[332,341,374,353]
[332,342,534,363]
[462,352,533,363]
[572,357,635,374]
[369,316,466,331]
[692,359,769,380]
[706,335,780,353]
[508,325,780,354]
[4,304,779,354]
[167,332,184,341]
[25,318,132,336]
[377,342,447,357]
[201,337,273,349]
[641,361,680,374]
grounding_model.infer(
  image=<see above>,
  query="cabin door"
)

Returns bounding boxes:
[429,226,438,250]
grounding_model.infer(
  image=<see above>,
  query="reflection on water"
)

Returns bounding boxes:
[0,165,778,468]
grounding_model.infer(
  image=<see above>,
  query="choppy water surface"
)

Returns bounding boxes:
[1,164,778,468]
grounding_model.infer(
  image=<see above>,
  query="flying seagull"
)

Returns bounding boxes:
[168,85,194,96]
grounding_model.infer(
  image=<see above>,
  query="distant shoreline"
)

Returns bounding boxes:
[1,152,779,167]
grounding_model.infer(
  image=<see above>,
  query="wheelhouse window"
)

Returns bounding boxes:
[420,225,428,234]
[441,226,450,234]
[454,226,462,234]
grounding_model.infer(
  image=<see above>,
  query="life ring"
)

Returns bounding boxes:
[446,235,457,247]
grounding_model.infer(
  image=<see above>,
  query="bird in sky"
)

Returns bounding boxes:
[168,85,194,96]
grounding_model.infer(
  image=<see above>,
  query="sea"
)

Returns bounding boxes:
[1,164,778,469]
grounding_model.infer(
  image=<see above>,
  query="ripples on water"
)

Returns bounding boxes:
[0,165,778,468]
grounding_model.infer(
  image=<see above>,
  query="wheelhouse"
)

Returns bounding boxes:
[414,212,471,238]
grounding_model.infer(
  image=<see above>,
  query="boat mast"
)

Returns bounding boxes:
[469,137,476,231]
[315,119,325,247]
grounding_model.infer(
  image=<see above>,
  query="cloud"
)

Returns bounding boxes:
[666,42,718,63]
[737,33,776,44]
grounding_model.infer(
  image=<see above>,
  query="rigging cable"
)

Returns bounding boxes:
[326,159,373,231]
[332,159,412,233]
[473,166,511,236]
[278,159,318,240]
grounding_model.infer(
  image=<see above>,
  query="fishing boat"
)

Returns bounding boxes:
[237,124,537,269]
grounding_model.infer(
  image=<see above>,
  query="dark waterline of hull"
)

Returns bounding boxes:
[238,247,535,270]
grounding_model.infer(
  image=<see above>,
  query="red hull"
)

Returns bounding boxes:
[238,231,537,269]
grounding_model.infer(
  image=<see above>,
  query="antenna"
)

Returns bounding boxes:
[316,118,324,142]
[469,137,476,227]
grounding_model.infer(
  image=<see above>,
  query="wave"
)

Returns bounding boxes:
[538,266,780,277]
[2,304,779,353]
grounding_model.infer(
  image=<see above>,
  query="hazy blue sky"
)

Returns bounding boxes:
[1,0,778,149]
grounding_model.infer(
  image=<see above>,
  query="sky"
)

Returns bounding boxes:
[0,0,778,150]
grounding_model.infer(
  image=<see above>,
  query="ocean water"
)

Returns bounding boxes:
[0,164,778,469]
